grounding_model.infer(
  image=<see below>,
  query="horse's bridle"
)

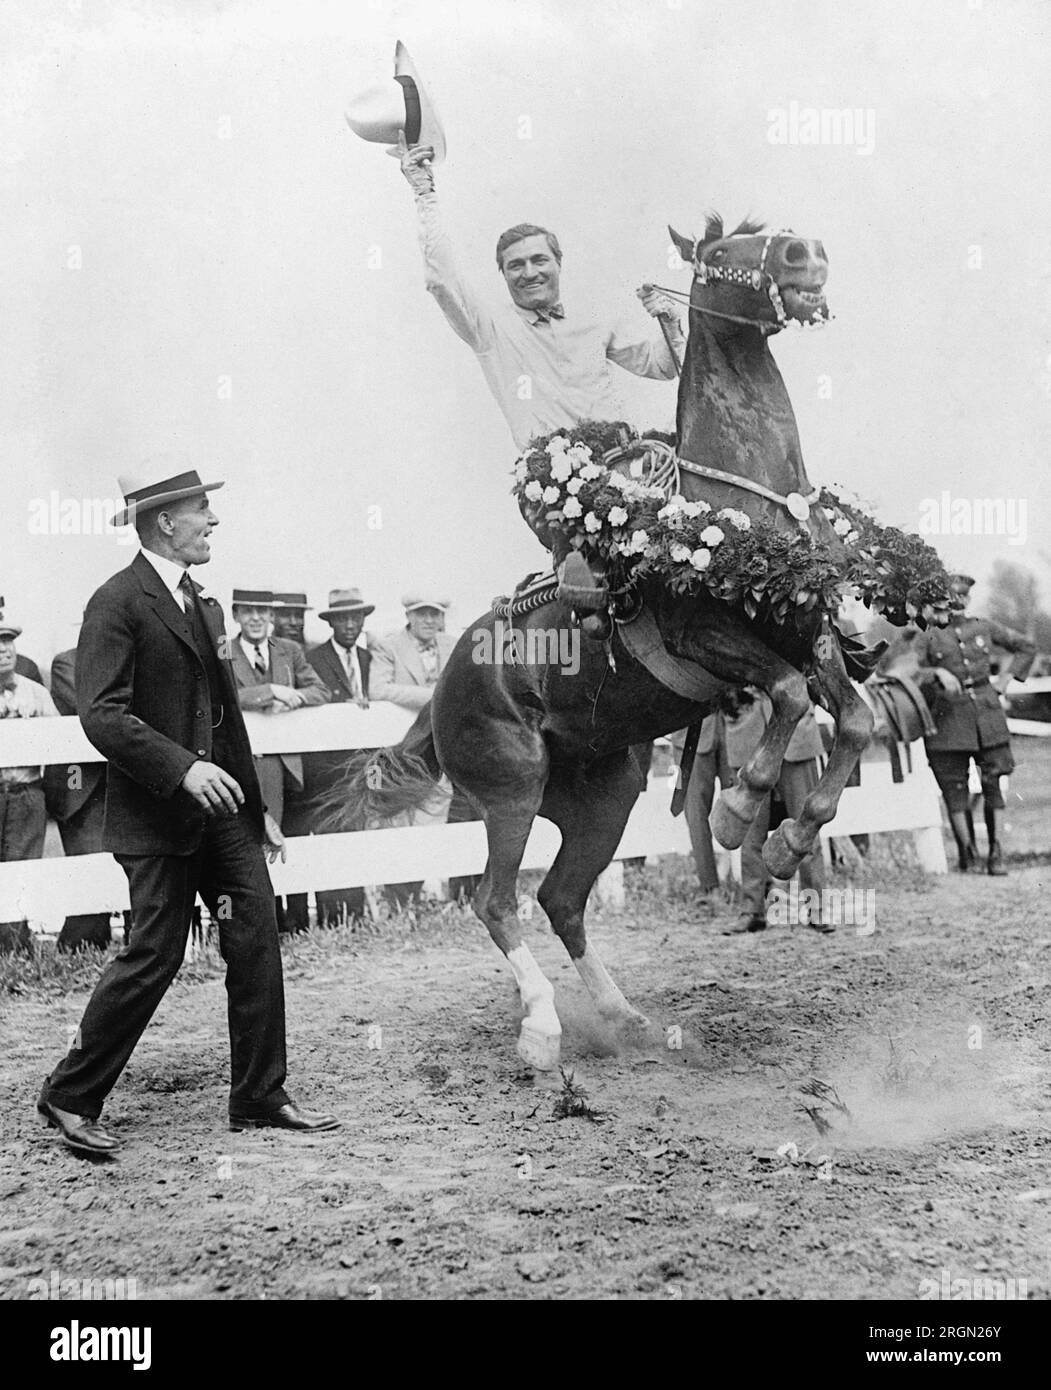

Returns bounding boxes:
[653,229,828,333]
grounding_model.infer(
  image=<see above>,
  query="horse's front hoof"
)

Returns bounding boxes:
[517,1021,562,1072]
[762,819,812,878]
[711,787,761,850]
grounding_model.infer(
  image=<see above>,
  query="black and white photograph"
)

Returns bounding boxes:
[1,0,1048,1334]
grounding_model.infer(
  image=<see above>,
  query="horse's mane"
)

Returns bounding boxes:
[698,213,767,248]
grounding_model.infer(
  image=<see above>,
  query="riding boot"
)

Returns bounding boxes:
[984,805,1007,876]
[948,811,977,872]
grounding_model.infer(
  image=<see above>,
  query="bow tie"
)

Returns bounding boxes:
[531,303,565,324]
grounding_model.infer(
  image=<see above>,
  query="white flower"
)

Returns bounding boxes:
[545,435,568,455]
[670,542,692,562]
[690,547,712,572]
[567,444,593,467]
[627,529,650,554]
[513,457,529,482]
[584,511,602,534]
[833,517,852,536]
[846,529,860,544]
[700,525,725,547]
[524,480,543,502]
[605,472,627,491]
[719,508,751,531]
[608,505,629,527]
[542,485,561,505]
[579,463,605,481]
[682,500,711,519]
[658,502,685,526]
[565,477,583,495]
[550,455,573,483]
[562,495,583,519]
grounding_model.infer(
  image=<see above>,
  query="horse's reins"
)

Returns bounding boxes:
[641,231,829,524]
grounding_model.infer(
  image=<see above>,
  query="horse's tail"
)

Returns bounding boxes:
[317,704,443,832]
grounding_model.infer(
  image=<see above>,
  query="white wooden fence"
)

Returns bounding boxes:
[0,703,948,929]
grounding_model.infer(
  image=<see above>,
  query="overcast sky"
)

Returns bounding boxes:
[2,0,1049,665]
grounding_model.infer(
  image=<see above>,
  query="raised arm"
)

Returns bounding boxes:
[399,141,495,352]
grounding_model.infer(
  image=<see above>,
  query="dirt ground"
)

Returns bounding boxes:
[1,746,1049,1302]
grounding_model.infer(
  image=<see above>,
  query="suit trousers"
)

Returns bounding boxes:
[683,743,734,891]
[44,811,289,1120]
[0,783,46,953]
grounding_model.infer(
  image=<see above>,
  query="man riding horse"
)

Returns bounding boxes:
[395,137,685,637]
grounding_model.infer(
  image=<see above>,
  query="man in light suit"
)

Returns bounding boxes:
[303,588,374,924]
[228,588,330,934]
[368,594,456,711]
[38,461,339,1155]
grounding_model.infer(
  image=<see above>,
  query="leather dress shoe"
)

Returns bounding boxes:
[987,842,1008,876]
[723,913,767,936]
[957,842,978,872]
[229,1102,341,1133]
[38,1098,122,1157]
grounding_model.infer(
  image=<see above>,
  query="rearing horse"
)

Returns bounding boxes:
[338,216,875,1070]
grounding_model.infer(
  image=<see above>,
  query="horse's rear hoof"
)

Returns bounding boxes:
[517,1023,562,1072]
[763,819,811,878]
[711,788,760,850]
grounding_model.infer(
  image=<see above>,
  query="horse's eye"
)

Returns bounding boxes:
[712,249,725,259]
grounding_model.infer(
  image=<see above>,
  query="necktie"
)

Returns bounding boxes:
[532,303,565,324]
[178,571,195,611]
[343,647,358,697]
[252,642,267,674]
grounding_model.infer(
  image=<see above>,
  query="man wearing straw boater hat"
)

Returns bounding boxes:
[345,43,684,638]
[37,459,341,1154]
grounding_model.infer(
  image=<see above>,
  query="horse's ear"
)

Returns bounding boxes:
[668,225,695,268]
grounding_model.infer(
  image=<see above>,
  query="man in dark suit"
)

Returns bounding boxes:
[43,648,130,952]
[38,462,340,1155]
[228,588,329,933]
[303,588,374,924]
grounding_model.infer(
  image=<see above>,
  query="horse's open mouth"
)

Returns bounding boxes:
[781,285,829,321]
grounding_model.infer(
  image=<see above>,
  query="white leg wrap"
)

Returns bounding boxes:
[573,945,647,1027]
[508,945,561,1070]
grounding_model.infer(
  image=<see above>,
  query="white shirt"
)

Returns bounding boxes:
[414,192,684,451]
[140,547,190,613]
[239,636,269,673]
[0,673,59,783]
[329,638,364,698]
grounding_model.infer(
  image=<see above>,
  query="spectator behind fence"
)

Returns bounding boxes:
[43,647,131,952]
[369,594,479,907]
[270,592,310,647]
[303,588,375,925]
[0,618,59,954]
[0,596,43,684]
[228,588,330,934]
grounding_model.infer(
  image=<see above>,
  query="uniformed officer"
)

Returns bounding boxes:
[907,573,1034,875]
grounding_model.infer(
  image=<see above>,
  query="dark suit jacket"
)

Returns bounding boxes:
[43,647,105,821]
[76,551,264,855]
[306,639,371,705]
[229,633,330,788]
[302,642,372,815]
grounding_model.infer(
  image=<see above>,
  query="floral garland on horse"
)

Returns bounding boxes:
[512,420,953,630]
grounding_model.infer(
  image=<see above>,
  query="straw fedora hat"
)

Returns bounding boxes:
[345,40,446,164]
[113,458,224,528]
